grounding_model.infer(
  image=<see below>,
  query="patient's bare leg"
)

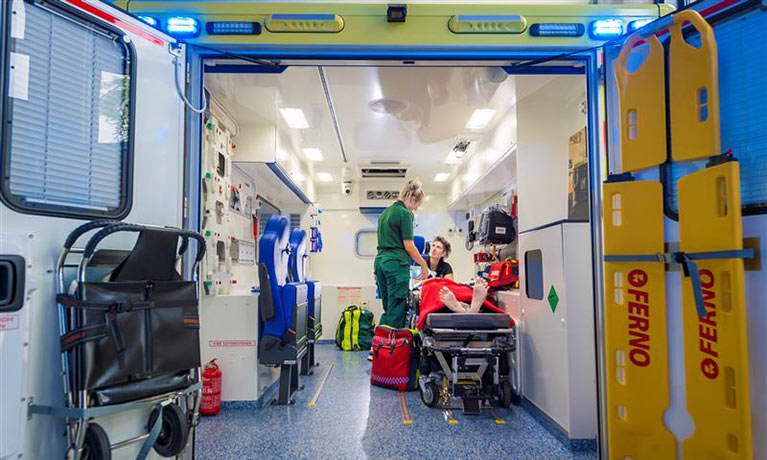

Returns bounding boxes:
[440,287,470,313]
[468,277,489,313]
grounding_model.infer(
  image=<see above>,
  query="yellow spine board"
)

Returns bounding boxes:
[678,162,752,459]
[669,10,721,161]
[603,181,675,459]
[614,34,668,173]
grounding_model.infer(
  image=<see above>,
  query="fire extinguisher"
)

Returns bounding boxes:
[200,359,222,416]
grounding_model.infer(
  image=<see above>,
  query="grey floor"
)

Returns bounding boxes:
[195,344,597,460]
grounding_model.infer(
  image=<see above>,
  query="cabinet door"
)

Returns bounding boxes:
[519,224,570,431]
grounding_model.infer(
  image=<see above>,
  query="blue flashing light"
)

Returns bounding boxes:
[207,21,261,35]
[628,18,654,32]
[589,19,623,39]
[529,23,585,37]
[166,16,200,37]
[137,15,158,27]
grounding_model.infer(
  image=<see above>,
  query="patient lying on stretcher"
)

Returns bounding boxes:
[438,277,488,314]
[416,277,505,330]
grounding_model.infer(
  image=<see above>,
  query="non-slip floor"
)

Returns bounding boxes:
[195,344,597,460]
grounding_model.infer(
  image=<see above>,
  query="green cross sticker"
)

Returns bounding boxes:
[547,285,559,313]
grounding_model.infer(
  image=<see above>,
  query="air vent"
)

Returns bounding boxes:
[366,190,399,200]
[360,167,408,178]
[289,213,301,228]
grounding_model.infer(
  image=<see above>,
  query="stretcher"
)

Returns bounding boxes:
[418,313,517,415]
[614,33,667,172]
[602,179,676,459]
[678,160,753,459]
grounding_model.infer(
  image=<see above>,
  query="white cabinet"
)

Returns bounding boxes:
[518,222,597,440]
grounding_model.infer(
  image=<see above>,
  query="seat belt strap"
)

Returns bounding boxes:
[605,248,754,317]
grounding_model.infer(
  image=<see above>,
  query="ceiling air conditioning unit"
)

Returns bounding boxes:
[359,166,408,179]
[359,185,401,214]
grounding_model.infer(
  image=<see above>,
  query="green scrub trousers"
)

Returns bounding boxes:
[374,258,410,329]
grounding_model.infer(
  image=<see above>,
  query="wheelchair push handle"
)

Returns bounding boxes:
[82,223,207,263]
[63,220,118,250]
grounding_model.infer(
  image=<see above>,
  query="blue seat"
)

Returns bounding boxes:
[289,229,322,374]
[258,215,308,405]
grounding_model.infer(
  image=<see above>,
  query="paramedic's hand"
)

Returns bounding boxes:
[417,262,429,280]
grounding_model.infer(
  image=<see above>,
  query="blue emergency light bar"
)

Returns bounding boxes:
[628,18,654,32]
[206,21,262,35]
[529,23,585,37]
[589,19,623,39]
[137,15,158,27]
[166,16,200,37]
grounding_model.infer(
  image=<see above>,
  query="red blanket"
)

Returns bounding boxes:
[416,278,512,330]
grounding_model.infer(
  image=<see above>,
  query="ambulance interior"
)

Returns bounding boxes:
[196,62,599,456]
[5,1,767,459]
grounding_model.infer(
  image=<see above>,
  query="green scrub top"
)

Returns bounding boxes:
[376,200,414,265]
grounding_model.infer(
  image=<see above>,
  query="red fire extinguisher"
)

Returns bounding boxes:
[201,359,222,416]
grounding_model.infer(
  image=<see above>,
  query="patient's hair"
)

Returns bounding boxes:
[398,178,426,204]
[432,236,451,258]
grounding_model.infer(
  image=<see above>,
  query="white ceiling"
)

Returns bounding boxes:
[205,66,549,192]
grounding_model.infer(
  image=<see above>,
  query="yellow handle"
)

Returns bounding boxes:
[615,33,663,84]
[671,9,716,47]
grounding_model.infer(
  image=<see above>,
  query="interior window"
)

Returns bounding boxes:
[0,1,135,218]
[525,249,544,300]
[354,229,378,258]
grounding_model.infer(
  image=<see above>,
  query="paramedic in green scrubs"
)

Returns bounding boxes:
[375,179,429,329]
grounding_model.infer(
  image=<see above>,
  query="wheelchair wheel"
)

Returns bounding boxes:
[420,381,440,407]
[82,422,111,460]
[148,403,190,458]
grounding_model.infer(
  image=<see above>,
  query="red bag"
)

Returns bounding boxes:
[371,326,419,391]
[487,260,519,290]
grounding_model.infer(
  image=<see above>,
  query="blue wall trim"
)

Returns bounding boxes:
[204,64,287,74]
[266,162,312,204]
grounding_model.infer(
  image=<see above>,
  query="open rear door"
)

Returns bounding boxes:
[601,0,765,458]
[0,1,190,459]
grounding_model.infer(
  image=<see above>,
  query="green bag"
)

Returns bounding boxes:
[335,305,376,351]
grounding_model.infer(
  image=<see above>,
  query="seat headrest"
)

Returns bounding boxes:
[289,229,308,282]
[414,236,426,254]
[259,215,290,287]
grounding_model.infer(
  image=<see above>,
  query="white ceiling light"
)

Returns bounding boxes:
[434,172,450,182]
[279,108,309,129]
[465,109,496,130]
[303,148,324,162]
[444,152,460,164]
[317,172,333,182]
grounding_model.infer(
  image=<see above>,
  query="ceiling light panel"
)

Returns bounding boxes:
[303,148,324,161]
[317,172,333,182]
[279,108,309,129]
[465,109,496,130]
[434,172,450,182]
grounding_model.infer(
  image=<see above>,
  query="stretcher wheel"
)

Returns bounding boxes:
[82,423,111,460]
[420,381,440,407]
[148,403,190,457]
[500,380,519,408]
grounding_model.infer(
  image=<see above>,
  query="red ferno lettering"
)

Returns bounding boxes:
[698,269,719,380]
[627,269,651,367]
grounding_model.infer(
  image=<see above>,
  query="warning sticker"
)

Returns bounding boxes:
[338,286,362,307]
[0,314,20,331]
[547,286,559,313]
[209,340,256,348]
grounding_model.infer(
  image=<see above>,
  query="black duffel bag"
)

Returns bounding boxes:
[59,224,205,399]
